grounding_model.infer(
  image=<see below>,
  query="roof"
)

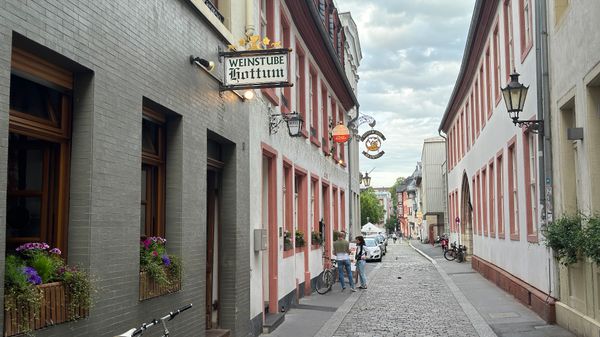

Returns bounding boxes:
[438,0,497,133]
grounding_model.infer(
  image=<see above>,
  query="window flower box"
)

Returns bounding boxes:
[139,237,181,301]
[4,281,88,336]
[3,243,91,337]
[139,271,181,301]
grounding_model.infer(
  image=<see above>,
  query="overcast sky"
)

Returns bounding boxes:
[336,0,475,188]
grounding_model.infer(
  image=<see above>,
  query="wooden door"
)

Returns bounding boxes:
[206,169,219,329]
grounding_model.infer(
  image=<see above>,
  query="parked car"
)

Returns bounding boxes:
[364,238,382,262]
[366,235,386,255]
[377,234,388,250]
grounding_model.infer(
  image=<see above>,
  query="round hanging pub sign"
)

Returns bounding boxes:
[361,129,386,159]
[332,124,351,143]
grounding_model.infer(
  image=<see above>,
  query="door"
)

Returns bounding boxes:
[206,169,220,329]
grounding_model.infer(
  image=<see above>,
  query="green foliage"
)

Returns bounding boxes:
[29,252,62,284]
[360,188,384,225]
[582,215,600,264]
[57,266,93,318]
[388,177,405,220]
[311,232,323,245]
[140,237,181,287]
[283,231,293,250]
[542,214,584,265]
[4,254,43,315]
[295,230,305,247]
[385,214,398,233]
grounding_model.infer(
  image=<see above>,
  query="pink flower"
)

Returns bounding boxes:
[152,251,159,257]
[49,248,62,255]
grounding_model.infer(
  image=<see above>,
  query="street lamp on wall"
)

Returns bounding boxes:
[361,172,371,187]
[501,72,543,134]
[269,111,303,137]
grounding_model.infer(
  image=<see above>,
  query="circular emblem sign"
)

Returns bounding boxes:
[361,129,386,159]
[332,124,350,143]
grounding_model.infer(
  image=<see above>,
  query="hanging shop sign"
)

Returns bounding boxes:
[220,48,292,91]
[361,129,386,159]
[332,124,351,143]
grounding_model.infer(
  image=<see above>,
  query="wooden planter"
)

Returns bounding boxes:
[4,282,88,337]
[139,271,181,301]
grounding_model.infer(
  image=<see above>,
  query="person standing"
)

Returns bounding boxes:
[354,236,368,289]
[333,231,356,292]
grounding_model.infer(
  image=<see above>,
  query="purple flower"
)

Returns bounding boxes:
[49,248,61,255]
[22,266,42,285]
[162,255,171,266]
[16,242,50,252]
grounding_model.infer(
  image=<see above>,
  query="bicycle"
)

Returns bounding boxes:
[443,242,467,263]
[314,255,338,294]
[115,303,193,336]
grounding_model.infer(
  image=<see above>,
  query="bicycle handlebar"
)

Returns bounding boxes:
[126,304,193,336]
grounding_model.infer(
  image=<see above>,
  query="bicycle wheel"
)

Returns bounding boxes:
[315,270,333,294]
[444,249,456,261]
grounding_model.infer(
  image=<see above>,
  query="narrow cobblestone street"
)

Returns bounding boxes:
[328,242,479,337]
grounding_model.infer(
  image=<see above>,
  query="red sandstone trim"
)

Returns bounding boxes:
[471,255,556,323]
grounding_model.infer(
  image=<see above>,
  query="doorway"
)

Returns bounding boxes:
[205,140,224,330]
[261,149,278,315]
[461,174,473,257]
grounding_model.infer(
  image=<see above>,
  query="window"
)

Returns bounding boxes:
[504,0,515,80]
[519,0,533,60]
[497,152,505,238]
[296,44,307,136]
[493,24,502,105]
[281,13,291,111]
[311,177,320,236]
[523,131,538,242]
[340,190,346,231]
[466,102,471,150]
[333,187,339,231]
[508,139,519,240]
[260,0,278,105]
[472,177,478,235]
[475,80,480,136]
[482,168,488,236]
[331,101,338,160]
[141,107,166,238]
[7,49,72,253]
[479,66,486,129]
[489,160,496,237]
[294,169,308,250]
[321,86,329,154]
[486,46,492,119]
[457,115,462,160]
[309,67,319,144]
[339,109,345,164]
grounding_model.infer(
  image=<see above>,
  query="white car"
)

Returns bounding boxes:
[364,238,382,262]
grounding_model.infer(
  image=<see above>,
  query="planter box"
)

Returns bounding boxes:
[139,271,181,301]
[4,282,88,337]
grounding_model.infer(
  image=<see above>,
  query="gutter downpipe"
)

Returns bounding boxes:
[438,130,453,245]
[535,0,556,299]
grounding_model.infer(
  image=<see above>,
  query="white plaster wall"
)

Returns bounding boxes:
[446,2,554,293]
[248,0,356,319]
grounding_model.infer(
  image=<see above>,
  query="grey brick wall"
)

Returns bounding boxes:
[0,0,251,336]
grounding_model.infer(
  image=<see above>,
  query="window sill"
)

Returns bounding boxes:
[510,233,520,241]
[189,0,234,44]
[295,246,306,253]
[520,43,533,64]
[262,88,280,106]
[310,136,321,147]
[527,234,538,243]
[283,248,294,259]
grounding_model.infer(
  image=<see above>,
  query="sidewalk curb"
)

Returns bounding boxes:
[313,263,383,337]
[409,242,498,337]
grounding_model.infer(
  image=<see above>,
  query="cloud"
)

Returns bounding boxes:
[337,0,475,186]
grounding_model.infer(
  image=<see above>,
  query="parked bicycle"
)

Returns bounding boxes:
[115,303,193,336]
[443,242,467,262]
[315,255,338,294]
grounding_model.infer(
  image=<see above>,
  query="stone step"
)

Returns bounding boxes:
[262,312,285,334]
[205,329,231,337]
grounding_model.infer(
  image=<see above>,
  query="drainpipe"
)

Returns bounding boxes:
[245,0,255,37]
[438,130,452,244]
[535,0,556,299]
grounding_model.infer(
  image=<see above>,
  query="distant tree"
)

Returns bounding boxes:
[360,188,384,225]
[385,214,398,233]
[388,177,405,227]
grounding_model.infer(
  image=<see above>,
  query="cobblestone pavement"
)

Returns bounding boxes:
[330,242,479,337]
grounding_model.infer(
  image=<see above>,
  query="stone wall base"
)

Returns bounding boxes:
[471,255,556,323]
[556,301,600,337]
